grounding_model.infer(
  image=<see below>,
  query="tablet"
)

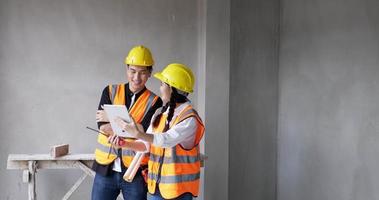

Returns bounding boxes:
[103,104,134,138]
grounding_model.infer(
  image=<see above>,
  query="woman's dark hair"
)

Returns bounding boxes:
[152,86,188,132]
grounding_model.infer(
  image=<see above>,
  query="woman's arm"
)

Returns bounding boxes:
[115,117,154,143]
[107,132,149,152]
[151,117,197,148]
[115,117,197,148]
[135,131,154,144]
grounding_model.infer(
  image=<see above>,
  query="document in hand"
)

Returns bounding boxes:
[103,104,134,138]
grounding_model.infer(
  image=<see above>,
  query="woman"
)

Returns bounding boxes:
[110,63,205,200]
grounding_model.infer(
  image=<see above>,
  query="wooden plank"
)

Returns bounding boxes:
[7,153,207,200]
[8,154,95,161]
[62,173,87,200]
[8,153,206,169]
[23,170,29,183]
[50,144,69,158]
[7,153,206,169]
[7,159,28,170]
[28,161,36,200]
[8,160,94,170]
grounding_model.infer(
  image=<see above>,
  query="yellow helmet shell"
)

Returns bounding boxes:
[154,63,195,93]
[125,45,154,66]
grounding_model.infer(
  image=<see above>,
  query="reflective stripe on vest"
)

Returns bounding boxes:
[147,104,205,199]
[149,152,200,164]
[148,172,201,184]
[94,84,158,166]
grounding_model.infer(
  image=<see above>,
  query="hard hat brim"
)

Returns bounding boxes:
[153,72,193,93]
[126,63,153,67]
[154,72,168,84]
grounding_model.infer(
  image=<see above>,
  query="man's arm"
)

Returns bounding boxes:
[97,86,112,130]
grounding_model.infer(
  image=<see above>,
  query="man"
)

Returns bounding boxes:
[91,45,163,200]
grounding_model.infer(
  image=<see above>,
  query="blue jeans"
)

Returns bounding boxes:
[147,187,193,200]
[91,171,147,200]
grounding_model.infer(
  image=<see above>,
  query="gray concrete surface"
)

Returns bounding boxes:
[229,0,279,199]
[203,0,230,199]
[3,0,379,199]
[196,0,206,199]
[0,0,201,199]
[278,0,379,199]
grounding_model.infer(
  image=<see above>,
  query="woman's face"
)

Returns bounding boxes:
[160,81,172,104]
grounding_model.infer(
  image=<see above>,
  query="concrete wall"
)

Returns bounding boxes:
[278,0,379,200]
[229,0,279,199]
[4,0,379,199]
[203,0,230,199]
[0,0,201,199]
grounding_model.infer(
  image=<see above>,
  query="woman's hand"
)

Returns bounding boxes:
[96,110,109,122]
[115,117,140,138]
[115,117,154,144]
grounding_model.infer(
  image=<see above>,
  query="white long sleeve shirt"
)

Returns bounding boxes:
[113,102,198,173]
[144,102,198,150]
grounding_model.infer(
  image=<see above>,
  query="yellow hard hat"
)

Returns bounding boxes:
[154,63,195,93]
[125,45,154,66]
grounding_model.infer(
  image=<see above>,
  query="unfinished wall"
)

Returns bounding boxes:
[278,0,379,199]
[5,0,379,199]
[203,0,230,199]
[0,0,200,199]
[229,0,279,199]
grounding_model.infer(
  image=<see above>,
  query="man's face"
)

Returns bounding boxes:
[126,65,151,93]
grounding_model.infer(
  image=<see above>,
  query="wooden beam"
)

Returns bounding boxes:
[7,153,207,200]
[62,173,87,200]
[28,161,36,200]
[22,170,29,183]
[75,161,95,177]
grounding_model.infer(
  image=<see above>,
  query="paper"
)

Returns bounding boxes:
[123,152,144,182]
[103,104,134,138]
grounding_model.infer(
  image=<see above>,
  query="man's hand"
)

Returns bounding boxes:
[107,134,126,149]
[99,124,113,136]
[96,107,109,122]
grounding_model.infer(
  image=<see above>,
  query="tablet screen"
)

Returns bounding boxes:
[103,104,134,138]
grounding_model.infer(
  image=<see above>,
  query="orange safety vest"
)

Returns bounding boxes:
[94,84,159,167]
[147,104,205,199]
